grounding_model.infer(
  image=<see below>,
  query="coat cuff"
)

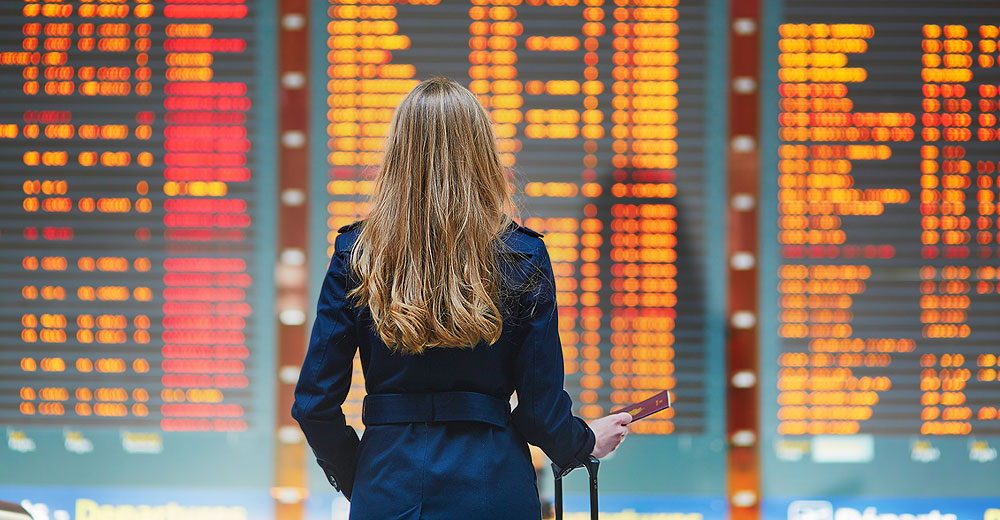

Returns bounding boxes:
[573,419,597,463]
[317,457,354,501]
[304,423,360,500]
[553,419,596,478]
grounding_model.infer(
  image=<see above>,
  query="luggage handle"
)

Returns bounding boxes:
[551,456,600,520]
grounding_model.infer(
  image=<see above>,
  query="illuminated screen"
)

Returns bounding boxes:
[0,0,275,516]
[760,0,1000,516]
[15,0,1000,518]
[308,0,728,517]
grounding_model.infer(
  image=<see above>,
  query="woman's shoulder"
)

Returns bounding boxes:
[503,218,543,238]
[337,220,363,234]
[334,220,364,253]
[500,219,545,255]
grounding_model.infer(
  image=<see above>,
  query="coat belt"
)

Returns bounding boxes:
[361,391,510,428]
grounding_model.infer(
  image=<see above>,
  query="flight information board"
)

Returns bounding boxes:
[0,0,275,502]
[760,0,1000,511]
[309,0,727,515]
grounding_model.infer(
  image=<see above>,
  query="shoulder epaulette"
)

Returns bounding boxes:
[513,222,543,238]
[337,220,363,233]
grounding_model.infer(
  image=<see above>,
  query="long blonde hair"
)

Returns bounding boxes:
[347,77,518,354]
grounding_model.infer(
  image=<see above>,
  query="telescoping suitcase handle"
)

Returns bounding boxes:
[551,456,600,520]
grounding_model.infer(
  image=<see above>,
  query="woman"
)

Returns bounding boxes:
[291,77,632,520]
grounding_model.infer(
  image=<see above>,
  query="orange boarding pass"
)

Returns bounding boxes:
[610,390,672,421]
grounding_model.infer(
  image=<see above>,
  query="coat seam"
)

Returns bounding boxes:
[529,239,544,439]
[417,423,427,520]
[303,234,350,417]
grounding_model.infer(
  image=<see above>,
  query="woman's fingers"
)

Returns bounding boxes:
[589,412,635,459]
[614,412,634,425]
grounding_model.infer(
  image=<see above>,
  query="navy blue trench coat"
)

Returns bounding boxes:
[291,219,595,520]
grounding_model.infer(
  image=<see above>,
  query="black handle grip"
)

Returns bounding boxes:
[585,456,599,519]
[551,456,600,520]
[553,470,563,520]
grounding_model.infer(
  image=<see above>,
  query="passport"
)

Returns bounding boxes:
[610,390,672,421]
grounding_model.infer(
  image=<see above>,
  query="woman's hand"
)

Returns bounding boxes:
[588,412,633,459]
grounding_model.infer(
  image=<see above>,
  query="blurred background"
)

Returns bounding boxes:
[2,0,1000,519]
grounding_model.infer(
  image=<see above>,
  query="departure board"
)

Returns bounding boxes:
[0,0,275,504]
[760,0,1000,512]
[308,0,727,516]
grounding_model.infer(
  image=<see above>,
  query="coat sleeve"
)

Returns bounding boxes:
[291,233,361,499]
[509,238,596,473]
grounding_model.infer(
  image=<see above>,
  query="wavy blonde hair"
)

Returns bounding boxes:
[347,77,518,354]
